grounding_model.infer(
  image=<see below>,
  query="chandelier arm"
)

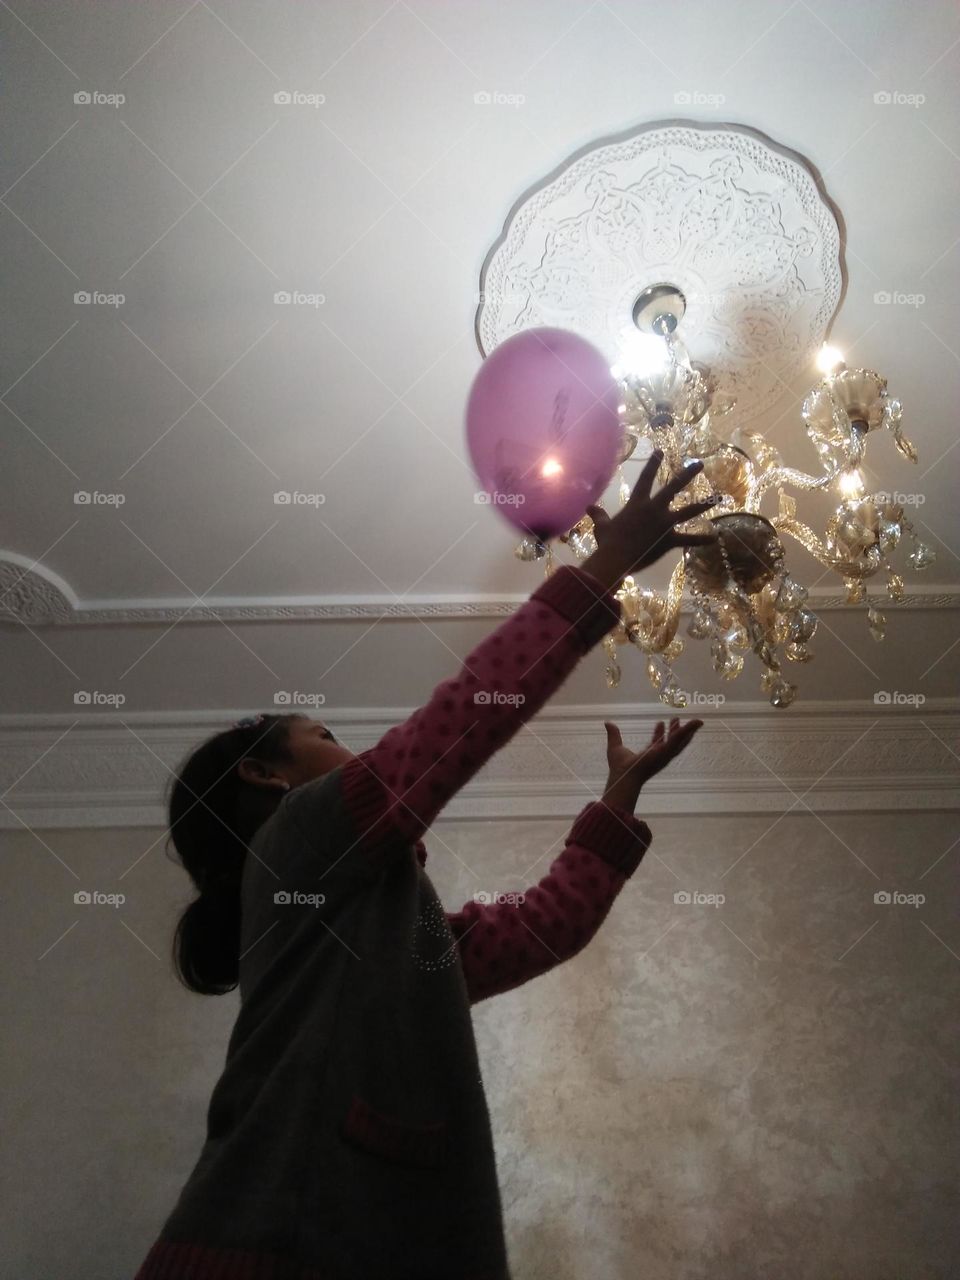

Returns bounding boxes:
[751,465,837,503]
[771,515,838,571]
[613,559,684,656]
[659,556,685,647]
[619,598,665,652]
[749,428,865,505]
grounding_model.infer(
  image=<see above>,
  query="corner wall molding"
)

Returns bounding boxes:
[1,702,957,829]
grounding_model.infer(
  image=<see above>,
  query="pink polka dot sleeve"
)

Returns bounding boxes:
[337,565,622,858]
[446,802,652,1004]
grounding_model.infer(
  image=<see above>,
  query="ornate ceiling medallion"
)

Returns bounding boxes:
[476,120,845,425]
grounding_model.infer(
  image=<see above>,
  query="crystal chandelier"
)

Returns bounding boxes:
[513,289,936,709]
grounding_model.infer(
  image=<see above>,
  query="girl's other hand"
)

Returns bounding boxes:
[600,717,703,815]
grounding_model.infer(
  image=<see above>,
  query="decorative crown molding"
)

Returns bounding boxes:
[1,703,957,829]
[0,554,957,627]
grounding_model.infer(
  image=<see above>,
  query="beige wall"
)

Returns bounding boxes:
[2,811,957,1279]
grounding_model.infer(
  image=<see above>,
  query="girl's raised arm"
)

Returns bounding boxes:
[445,718,703,1001]
[336,563,623,857]
[336,452,717,861]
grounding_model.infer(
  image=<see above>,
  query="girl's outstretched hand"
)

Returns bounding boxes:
[580,450,718,593]
[600,717,703,815]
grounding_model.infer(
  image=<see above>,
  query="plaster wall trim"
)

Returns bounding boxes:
[1,554,956,626]
[1,702,956,829]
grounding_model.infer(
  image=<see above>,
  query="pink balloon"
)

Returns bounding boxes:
[466,327,622,540]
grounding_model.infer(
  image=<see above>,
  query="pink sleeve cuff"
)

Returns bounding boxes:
[568,802,651,877]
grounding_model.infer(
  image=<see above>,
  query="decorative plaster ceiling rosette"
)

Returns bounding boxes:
[476,121,845,424]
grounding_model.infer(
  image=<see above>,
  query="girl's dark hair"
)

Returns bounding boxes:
[168,714,295,996]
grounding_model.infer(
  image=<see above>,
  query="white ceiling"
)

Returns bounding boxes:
[2,0,959,724]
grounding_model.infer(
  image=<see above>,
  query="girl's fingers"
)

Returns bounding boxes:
[671,499,719,524]
[668,720,702,753]
[631,449,664,503]
[654,459,704,505]
[586,503,610,529]
[604,720,623,748]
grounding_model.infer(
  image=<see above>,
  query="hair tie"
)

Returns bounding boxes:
[234,714,265,730]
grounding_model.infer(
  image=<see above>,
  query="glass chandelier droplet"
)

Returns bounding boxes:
[867,606,886,642]
[907,543,936,570]
[769,678,798,708]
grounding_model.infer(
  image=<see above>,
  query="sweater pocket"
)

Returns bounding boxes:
[339,1092,447,1169]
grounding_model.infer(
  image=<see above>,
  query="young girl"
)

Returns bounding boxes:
[134,450,717,1280]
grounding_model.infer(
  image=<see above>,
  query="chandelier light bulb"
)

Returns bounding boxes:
[838,468,865,498]
[540,457,563,478]
[817,343,845,373]
[613,331,671,380]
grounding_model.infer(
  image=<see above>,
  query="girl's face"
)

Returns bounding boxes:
[282,715,355,783]
[235,715,354,796]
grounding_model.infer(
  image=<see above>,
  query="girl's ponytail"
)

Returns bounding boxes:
[167,715,294,995]
[173,880,244,997]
